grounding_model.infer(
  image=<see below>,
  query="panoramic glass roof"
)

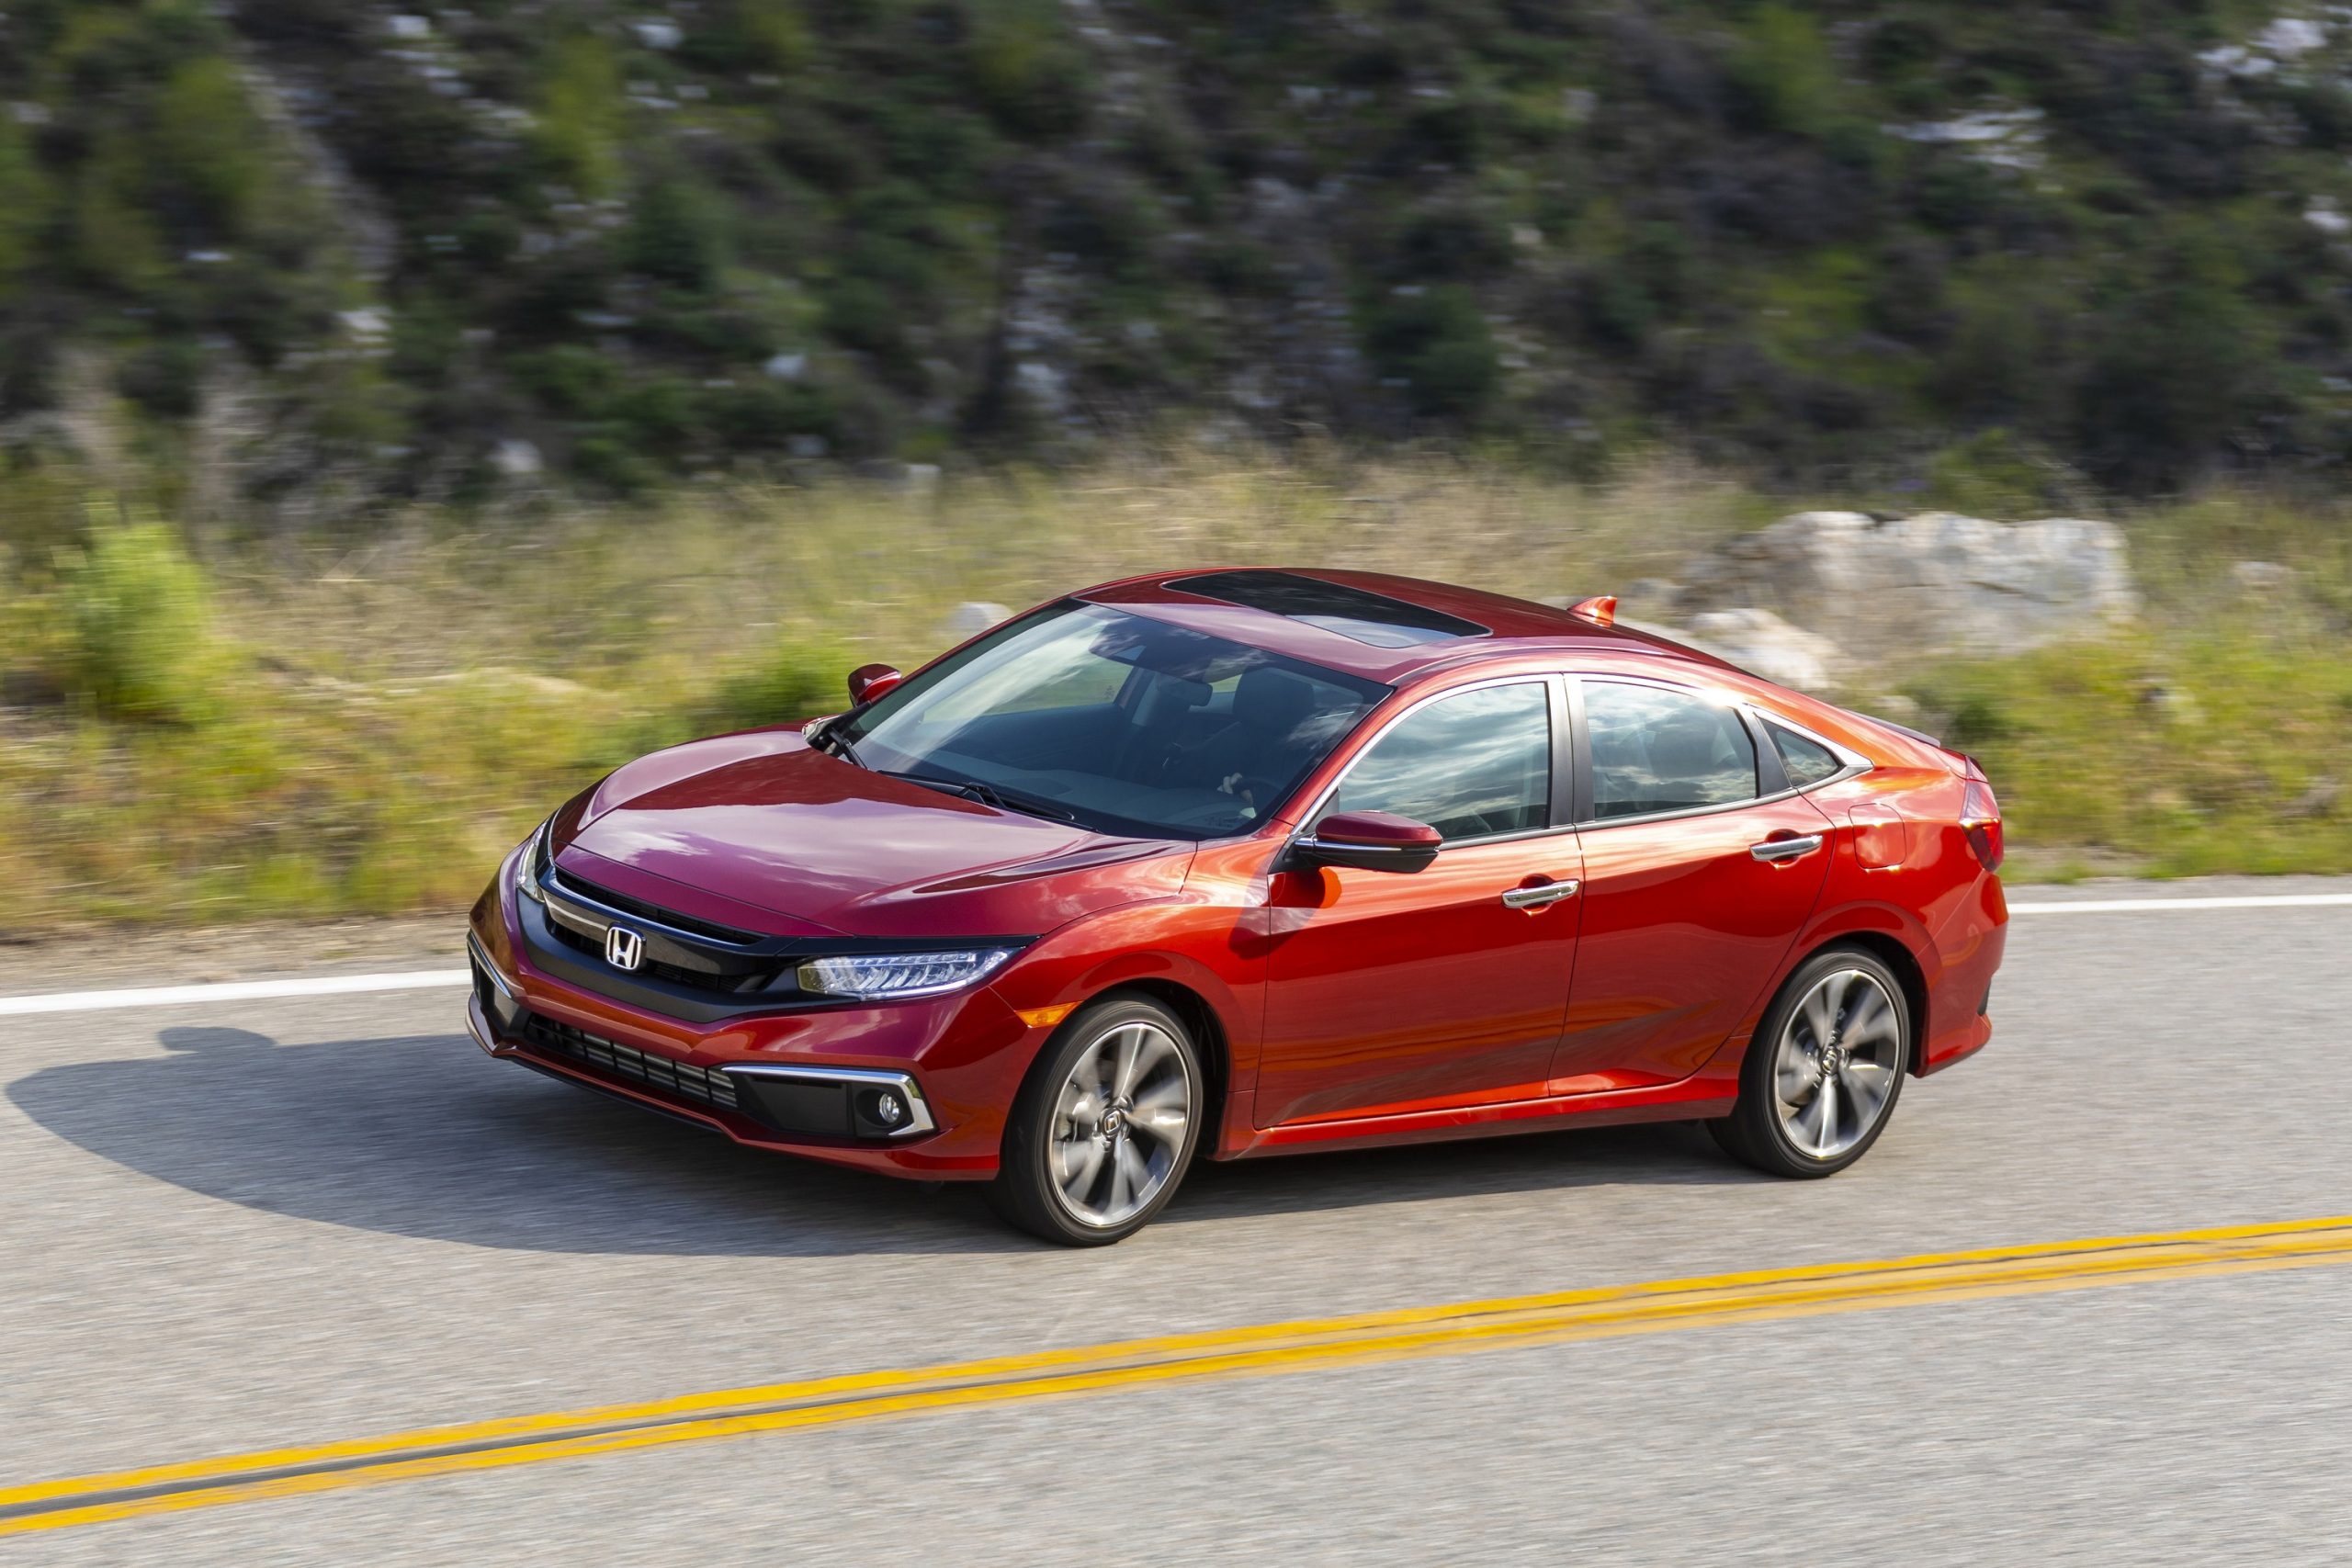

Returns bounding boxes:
[1170,570,1490,649]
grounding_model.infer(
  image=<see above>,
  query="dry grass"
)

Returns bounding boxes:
[2,451,2347,931]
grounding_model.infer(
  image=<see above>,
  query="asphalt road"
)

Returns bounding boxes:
[5,877,2351,1564]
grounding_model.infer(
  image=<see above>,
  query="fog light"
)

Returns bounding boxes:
[874,1091,905,1127]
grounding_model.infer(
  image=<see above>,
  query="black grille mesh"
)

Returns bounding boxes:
[524,1015,740,1113]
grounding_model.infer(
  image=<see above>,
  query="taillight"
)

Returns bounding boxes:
[1959,758,2003,873]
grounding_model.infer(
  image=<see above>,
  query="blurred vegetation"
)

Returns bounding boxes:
[1,453,2349,930]
[6,2,2352,510]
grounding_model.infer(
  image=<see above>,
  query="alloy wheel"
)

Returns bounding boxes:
[1048,1020,1193,1228]
[1771,967,1903,1160]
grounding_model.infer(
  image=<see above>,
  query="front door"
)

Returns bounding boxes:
[1258,681,1581,1127]
[1550,678,1834,1093]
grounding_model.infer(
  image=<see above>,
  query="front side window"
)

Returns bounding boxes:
[838,603,1386,839]
[1584,681,1758,820]
[1323,682,1552,841]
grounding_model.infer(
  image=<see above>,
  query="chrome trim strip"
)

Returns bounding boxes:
[722,1065,937,1136]
[1566,673,1875,832]
[466,933,519,1002]
[538,874,761,953]
[1292,836,1419,855]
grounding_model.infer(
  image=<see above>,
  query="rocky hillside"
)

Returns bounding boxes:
[7,1,2352,513]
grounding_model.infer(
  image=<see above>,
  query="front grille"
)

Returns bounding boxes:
[539,916,786,994]
[524,1015,740,1113]
[548,866,763,946]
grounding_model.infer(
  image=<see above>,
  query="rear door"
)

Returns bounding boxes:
[1257,679,1583,1127]
[1549,677,1835,1094]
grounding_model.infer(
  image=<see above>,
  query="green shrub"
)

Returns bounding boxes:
[968,0,1088,139]
[627,175,728,291]
[1364,287,1500,419]
[1730,6,1843,140]
[0,118,47,285]
[57,510,238,725]
[535,35,626,198]
[154,57,267,236]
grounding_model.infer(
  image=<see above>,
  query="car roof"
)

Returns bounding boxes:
[1077,567,1740,685]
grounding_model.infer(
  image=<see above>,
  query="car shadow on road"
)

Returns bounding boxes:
[7,1026,1758,1258]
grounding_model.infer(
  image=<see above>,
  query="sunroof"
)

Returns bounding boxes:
[1170,571,1488,649]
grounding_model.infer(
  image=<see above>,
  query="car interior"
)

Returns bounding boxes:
[897,660,1384,837]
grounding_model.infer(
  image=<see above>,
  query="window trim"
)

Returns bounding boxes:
[1755,711,1866,795]
[1569,674,1871,832]
[1286,673,1573,855]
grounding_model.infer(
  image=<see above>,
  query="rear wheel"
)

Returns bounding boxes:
[989,996,1203,1246]
[1711,948,1910,1179]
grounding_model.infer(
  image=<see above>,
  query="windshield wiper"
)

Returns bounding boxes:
[811,720,865,769]
[886,771,1075,822]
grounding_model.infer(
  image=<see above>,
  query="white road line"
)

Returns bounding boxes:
[0,893,2347,1017]
[2006,894,2352,915]
[0,970,468,1018]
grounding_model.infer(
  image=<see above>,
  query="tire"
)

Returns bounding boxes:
[988,995,1205,1246]
[1710,946,1911,1179]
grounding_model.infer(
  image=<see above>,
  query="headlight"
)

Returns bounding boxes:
[797,948,1017,1000]
[513,818,550,903]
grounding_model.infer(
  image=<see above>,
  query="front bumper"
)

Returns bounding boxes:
[467,868,1035,1179]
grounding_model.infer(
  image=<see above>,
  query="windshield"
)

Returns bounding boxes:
[835,602,1389,839]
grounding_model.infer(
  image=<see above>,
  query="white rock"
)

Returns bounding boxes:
[633,19,683,50]
[1014,360,1067,413]
[389,14,432,39]
[1677,511,2137,663]
[944,602,1012,641]
[786,434,829,458]
[2307,198,2350,236]
[2258,17,2328,55]
[1677,609,1850,694]
[338,308,390,339]
[492,439,542,477]
[763,352,807,380]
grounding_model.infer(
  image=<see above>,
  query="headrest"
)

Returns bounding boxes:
[1648,710,1734,780]
[1159,675,1212,709]
[1233,666,1317,733]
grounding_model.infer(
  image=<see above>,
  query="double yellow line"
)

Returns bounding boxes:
[10,1213,2352,1538]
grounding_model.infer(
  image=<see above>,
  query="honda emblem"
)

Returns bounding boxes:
[605,926,645,972]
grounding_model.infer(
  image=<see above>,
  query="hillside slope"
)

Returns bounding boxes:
[4,0,2350,510]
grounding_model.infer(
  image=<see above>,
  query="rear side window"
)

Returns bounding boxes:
[1325,682,1551,840]
[1767,722,1846,789]
[1583,682,1757,820]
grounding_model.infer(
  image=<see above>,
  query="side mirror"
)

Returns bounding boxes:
[1291,810,1442,874]
[847,663,905,705]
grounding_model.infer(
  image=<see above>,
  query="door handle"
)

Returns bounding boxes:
[1750,833,1825,863]
[1501,879,1580,909]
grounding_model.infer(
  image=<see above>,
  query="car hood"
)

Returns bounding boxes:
[552,728,1194,939]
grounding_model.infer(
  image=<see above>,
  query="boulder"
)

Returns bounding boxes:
[1676,511,2135,663]
[1630,608,1850,694]
[943,601,1012,641]
[2232,559,2295,593]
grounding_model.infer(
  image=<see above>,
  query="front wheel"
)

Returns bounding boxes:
[1710,948,1910,1179]
[989,996,1204,1246]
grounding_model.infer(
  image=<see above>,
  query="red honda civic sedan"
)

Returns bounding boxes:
[467,569,2007,1245]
